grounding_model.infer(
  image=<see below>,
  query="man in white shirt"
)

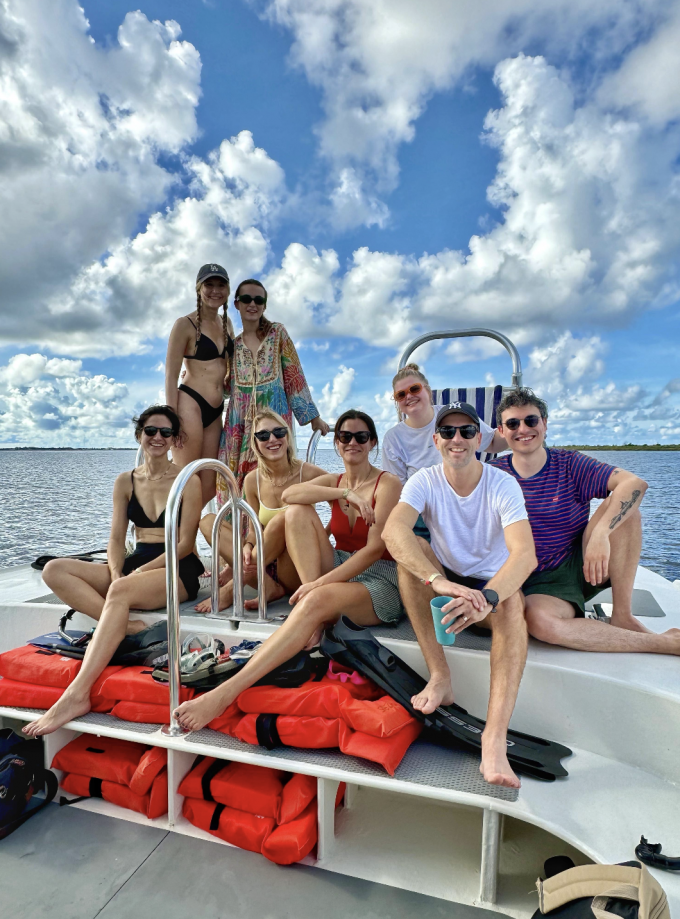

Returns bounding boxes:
[383,403,537,788]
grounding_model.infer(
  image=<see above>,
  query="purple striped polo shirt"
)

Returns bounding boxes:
[491,449,616,572]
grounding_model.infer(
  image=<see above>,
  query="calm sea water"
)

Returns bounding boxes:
[0,448,677,582]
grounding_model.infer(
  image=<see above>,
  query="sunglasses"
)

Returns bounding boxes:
[436,424,479,440]
[254,427,288,442]
[236,294,266,306]
[503,414,541,431]
[143,426,174,438]
[336,430,372,445]
[393,383,423,402]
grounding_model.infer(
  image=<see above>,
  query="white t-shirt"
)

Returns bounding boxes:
[400,463,528,579]
[382,414,495,484]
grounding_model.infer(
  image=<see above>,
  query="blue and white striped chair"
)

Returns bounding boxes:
[430,385,507,462]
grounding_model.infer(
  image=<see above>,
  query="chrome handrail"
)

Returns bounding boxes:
[398,328,523,388]
[305,426,334,466]
[210,498,267,622]
[162,457,253,737]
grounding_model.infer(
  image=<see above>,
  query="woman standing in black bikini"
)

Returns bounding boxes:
[27,405,204,737]
[165,263,235,506]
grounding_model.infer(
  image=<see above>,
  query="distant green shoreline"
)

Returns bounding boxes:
[553,444,680,451]
[2,443,680,451]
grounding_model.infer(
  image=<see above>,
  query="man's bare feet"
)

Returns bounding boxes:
[22,689,91,737]
[244,577,286,610]
[480,734,521,788]
[411,675,455,715]
[174,687,236,732]
[195,581,234,614]
[610,612,653,634]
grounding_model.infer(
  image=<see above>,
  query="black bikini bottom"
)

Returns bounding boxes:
[122,543,205,601]
[178,384,224,428]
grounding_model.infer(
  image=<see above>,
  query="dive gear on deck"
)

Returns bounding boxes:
[320,616,572,781]
[635,837,680,872]
[0,730,58,840]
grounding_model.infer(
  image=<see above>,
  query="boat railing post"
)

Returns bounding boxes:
[238,499,268,622]
[210,498,232,618]
[305,427,333,466]
[162,457,240,737]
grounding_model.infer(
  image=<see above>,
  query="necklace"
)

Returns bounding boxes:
[262,465,295,488]
[143,462,174,482]
[342,468,374,493]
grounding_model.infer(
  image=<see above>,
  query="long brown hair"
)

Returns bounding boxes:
[195,279,232,356]
[235,278,272,340]
[251,408,301,477]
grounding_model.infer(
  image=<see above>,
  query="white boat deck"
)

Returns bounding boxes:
[1,562,679,916]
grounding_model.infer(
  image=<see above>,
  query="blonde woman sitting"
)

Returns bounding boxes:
[197,409,325,612]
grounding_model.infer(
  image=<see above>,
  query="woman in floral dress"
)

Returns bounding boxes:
[217,278,329,504]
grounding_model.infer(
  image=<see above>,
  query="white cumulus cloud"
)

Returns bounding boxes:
[317,365,356,419]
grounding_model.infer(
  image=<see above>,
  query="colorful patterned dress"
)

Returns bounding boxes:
[217,322,319,503]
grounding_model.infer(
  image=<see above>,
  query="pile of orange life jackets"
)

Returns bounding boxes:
[52,735,168,819]
[180,755,344,864]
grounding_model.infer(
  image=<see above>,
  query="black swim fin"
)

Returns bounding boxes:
[320,617,572,782]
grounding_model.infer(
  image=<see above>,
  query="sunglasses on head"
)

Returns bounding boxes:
[393,383,423,402]
[143,426,174,438]
[236,294,266,306]
[336,430,372,445]
[254,427,288,442]
[436,424,479,440]
[503,414,541,431]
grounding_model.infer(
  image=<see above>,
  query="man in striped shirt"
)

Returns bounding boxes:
[493,389,680,655]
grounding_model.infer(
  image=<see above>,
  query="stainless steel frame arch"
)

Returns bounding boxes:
[398,329,522,388]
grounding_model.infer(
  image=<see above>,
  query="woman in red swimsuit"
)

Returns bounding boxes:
[173,408,403,733]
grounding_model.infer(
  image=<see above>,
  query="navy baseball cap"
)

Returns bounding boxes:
[435,401,481,427]
[196,263,229,284]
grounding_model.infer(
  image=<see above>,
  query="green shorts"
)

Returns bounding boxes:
[522,545,610,616]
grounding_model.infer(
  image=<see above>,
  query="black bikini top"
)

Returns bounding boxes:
[127,472,181,528]
[184,317,233,361]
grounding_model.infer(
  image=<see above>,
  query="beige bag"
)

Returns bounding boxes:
[536,863,669,919]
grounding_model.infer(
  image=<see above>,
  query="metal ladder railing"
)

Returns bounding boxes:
[161,457,267,737]
[305,426,334,466]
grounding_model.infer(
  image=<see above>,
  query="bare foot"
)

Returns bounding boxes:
[126,619,149,636]
[22,689,91,737]
[244,578,286,610]
[610,612,653,634]
[218,565,233,587]
[195,581,234,614]
[662,627,680,654]
[174,687,237,733]
[411,676,455,715]
[480,734,521,788]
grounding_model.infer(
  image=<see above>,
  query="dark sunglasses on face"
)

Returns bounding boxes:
[336,430,372,445]
[236,294,266,306]
[393,383,423,402]
[436,424,479,440]
[254,427,288,442]
[143,426,174,438]
[503,414,541,431]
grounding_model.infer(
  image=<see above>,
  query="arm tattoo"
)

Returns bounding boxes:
[609,490,641,530]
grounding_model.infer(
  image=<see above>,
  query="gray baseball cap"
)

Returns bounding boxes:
[196,263,229,284]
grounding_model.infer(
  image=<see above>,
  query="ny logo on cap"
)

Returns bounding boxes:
[210,264,219,271]
[449,401,463,409]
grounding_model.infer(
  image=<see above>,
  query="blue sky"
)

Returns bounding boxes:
[0,0,679,447]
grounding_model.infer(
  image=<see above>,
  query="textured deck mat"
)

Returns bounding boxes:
[187,730,518,802]
[372,619,492,651]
